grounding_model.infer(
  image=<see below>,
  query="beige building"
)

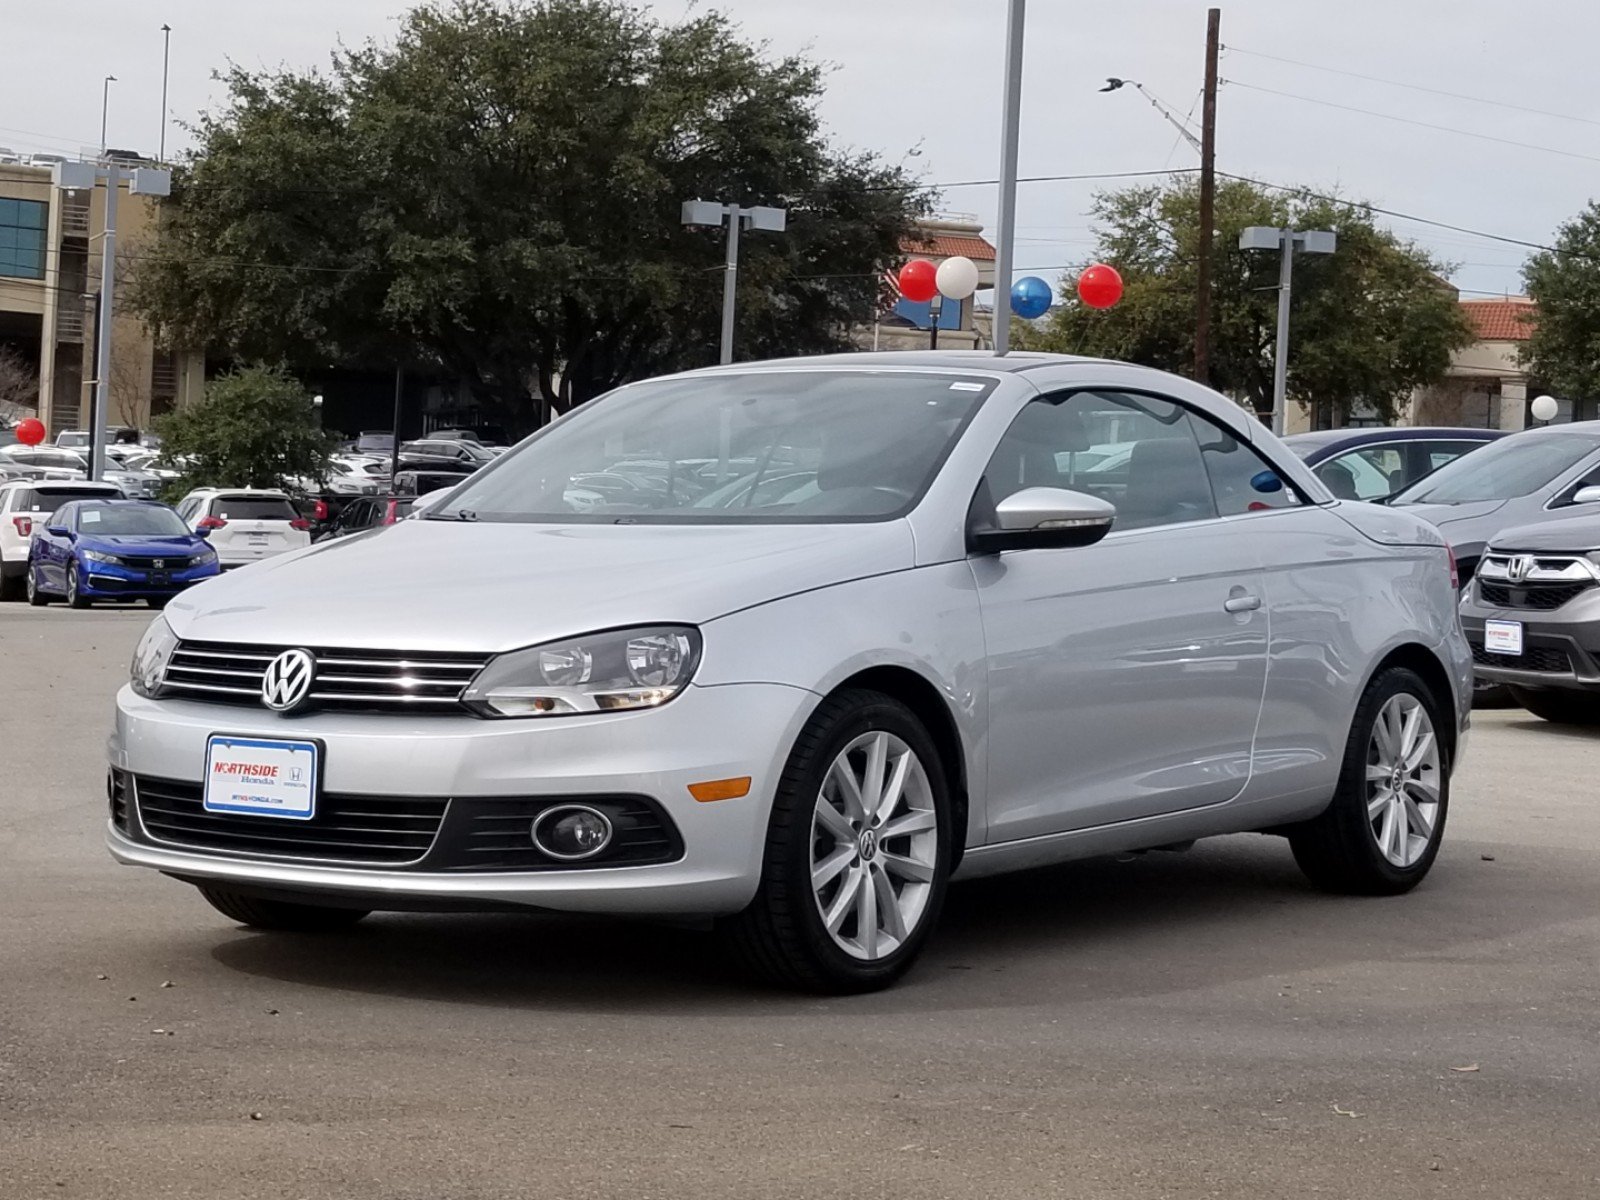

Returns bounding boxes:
[860,216,997,352]
[0,160,202,435]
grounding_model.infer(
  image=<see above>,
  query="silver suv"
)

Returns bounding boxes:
[107,353,1471,991]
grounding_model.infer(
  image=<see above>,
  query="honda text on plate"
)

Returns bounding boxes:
[108,353,1471,992]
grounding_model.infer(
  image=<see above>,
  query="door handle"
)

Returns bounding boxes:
[1223,593,1262,613]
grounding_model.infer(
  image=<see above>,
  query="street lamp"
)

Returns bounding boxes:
[52,159,171,481]
[159,25,172,162]
[682,200,788,365]
[100,75,117,155]
[1239,226,1337,435]
[1531,394,1560,425]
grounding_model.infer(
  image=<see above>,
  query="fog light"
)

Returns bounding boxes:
[531,805,613,861]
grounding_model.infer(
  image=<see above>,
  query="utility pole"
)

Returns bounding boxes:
[1195,7,1220,385]
[681,200,788,365]
[390,367,403,484]
[991,0,1027,356]
[159,25,172,162]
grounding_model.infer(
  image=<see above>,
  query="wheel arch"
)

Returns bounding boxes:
[1363,643,1459,768]
[826,665,971,870]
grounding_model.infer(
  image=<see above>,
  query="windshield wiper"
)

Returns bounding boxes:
[423,508,479,522]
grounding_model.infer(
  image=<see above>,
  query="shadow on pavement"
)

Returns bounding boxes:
[204,831,1594,1015]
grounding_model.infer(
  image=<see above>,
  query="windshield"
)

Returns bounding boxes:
[1394,433,1599,504]
[76,504,190,536]
[436,371,993,524]
[17,486,119,512]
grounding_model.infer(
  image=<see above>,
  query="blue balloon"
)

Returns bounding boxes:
[1011,275,1054,319]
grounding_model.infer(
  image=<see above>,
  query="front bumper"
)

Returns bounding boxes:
[81,560,218,597]
[106,680,816,916]
[1460,590,1600,693]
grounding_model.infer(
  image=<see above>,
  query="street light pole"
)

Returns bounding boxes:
[682,200,788,366]
[991,0,1026,356]
[1240,226,1337,436]
[101,75,117,155]
[159,25,172,162]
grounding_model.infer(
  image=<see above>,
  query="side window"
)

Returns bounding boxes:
[1425,441,1478,471]
[1317,447,1401,501]
[982,390,1219,532]
[1186,412,1301,515]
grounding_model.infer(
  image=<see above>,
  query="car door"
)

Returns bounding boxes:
[971,388,1276,841]
[37,502,73,586]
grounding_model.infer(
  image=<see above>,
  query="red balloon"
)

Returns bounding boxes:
[898,259,939,303]
[14,417,45,446]
[1076,263,1124,309]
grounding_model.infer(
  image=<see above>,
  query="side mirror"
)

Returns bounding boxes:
[195,527,211,540]
[46,524,70,537]
[969,487,1116,554]
[1572,485,1600,505]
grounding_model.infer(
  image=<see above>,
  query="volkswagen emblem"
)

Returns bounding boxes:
[1506,554,1534,585]
[261,648,316,712]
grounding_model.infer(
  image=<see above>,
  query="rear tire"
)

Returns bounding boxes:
[1508,686,1600,726]
[25,566,48,606]
[0,570,21,602]
[728,689,952,993]
[198,886,371,931]
[1290,666,1449,895]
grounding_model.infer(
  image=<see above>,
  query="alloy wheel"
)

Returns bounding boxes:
[810,730,938,961]
[1365,693,1441,868]
[66,565,79,605]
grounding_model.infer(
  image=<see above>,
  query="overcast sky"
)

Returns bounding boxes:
[4,0,1596,300]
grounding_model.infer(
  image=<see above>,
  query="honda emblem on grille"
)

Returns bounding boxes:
[261,649,316,712]
[152,559,165,569]
[1506,555,1534,584]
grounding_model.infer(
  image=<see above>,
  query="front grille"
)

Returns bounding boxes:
[163,640,489,713]
[128,777,683,871]
[434,797,684,871]
[1479,581,1592,610]
[109,769,130,832]
[116,554,197,569]
[1470,641,1572,673]
[133,775,447,865]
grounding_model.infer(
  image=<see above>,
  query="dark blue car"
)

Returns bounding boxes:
[1282,427,1508,502]
[27,498,220,609]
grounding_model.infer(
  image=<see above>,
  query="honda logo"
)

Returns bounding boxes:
[151,559,165,569]
[261,649,316,712]
[1506,555,1534,585]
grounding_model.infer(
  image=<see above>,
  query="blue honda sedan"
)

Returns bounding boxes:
[27,499,220,609]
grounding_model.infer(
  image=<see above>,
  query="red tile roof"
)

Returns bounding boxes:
[899,234,996,262]
[1461,298,1536,341]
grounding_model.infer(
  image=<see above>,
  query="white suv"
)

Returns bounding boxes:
[172,489,311,568]
[0,480,122,599]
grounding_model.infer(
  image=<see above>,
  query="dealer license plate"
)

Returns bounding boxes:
[203,735,319,820]
[1484,619,1523,656]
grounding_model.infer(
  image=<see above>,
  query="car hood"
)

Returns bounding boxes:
[1389,499,1509,550]
[80,534,203,553]
[1487,512,1600,554]
[164,519,917,652]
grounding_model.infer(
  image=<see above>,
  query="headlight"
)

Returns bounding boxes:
[462,626,701,718]
[130,617,178,698]
[82,550,118,565]
[192,546,217,563]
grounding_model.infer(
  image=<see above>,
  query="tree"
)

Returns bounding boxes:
[1521,203,1600,403]
[0,345,40,421]
[1019,177,1475,425]
[129,0,927,429]
[154,364,335,493]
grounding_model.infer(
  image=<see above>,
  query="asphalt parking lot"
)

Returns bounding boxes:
[2,604,1597,1200]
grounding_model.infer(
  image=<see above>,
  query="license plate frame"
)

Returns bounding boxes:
[203,735,321,820]
[1484,619,1524,656]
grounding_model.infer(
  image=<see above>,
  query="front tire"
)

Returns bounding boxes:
[1290,667,1449,895]
[1508,686,1600,726]
[25,566,48,606]
[729,689,952,993]
[65,562,89,608]
[199,886,371,931]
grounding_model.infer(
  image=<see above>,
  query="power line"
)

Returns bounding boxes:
[1222,45,1600,130]
[1221,79,1600,167]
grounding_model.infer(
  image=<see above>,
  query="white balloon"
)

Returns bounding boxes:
[935,255,980,300]
[1531,394,1559,422]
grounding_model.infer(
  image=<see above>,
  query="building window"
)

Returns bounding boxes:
[0,198,47,279]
